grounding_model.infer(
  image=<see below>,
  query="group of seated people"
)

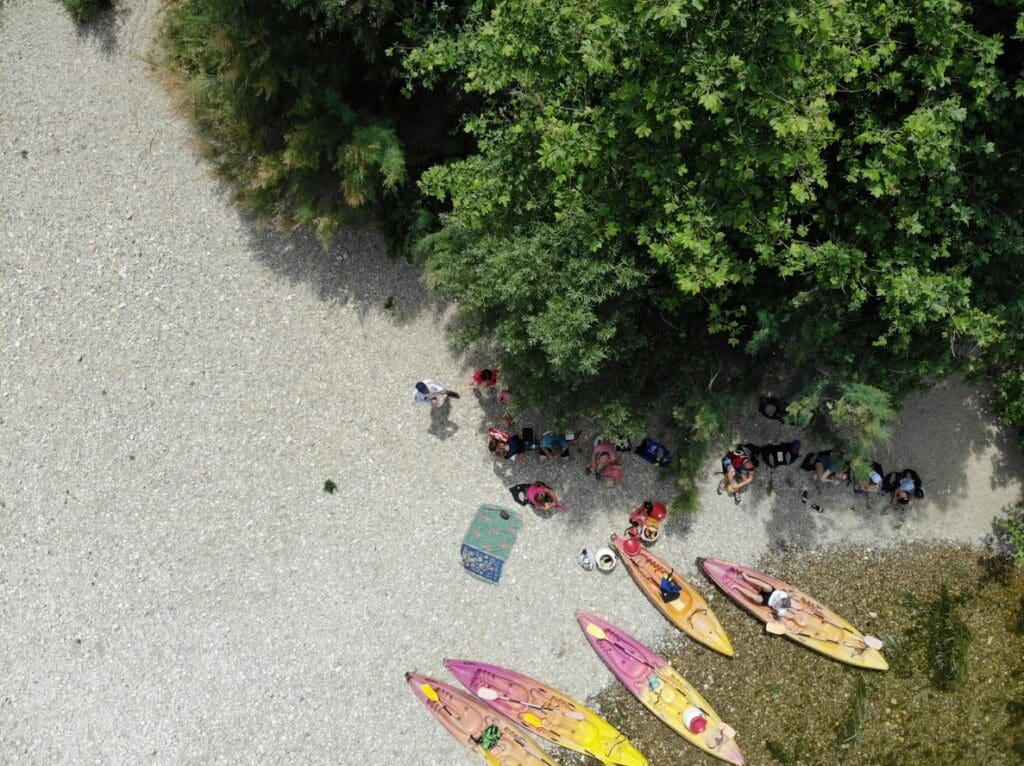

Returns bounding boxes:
[487,428,625,487]
[720,442,925,508]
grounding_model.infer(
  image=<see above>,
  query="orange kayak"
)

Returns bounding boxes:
[407,673,559,765]
[612,534,734,656]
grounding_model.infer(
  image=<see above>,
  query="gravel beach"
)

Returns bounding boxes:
[2,2,1022,764]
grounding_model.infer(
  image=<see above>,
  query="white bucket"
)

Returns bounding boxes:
[594,546,617,573]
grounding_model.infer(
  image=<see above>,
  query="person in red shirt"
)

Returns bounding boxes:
[468,367,500,389]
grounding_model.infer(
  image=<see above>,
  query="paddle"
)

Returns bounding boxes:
[765,620,883,651]
[585,622,660,672]
[477,686,586,720]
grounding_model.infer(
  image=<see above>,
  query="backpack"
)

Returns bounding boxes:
[734,443,762,468]
[636,438,672,466]
[760,440,801,468]
[660,575,682,603]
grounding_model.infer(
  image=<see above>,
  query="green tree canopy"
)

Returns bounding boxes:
[407,0,1024,445]
[158,0,465,244]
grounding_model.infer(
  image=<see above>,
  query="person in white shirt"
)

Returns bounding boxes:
[412,380,460,407]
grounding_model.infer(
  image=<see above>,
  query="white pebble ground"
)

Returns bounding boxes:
[2,2,1022,764]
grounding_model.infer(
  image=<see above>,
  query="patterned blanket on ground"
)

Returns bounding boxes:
[461,505,523,584]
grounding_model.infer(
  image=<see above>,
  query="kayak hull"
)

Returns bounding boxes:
[576,613,745,765]
[445,659,648,766]
[406,673,559,765]
[612,534,734,656]
[699,557,888,671]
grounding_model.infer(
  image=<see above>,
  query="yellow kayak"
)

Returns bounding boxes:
[613,534,734,656]
[446,659,648,766]
[700,557,888,670]
[578,613,744,764]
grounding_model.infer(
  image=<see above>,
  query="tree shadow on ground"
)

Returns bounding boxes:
[719,377,1024,551]
[240,220,448,327]
[73,1,129,56]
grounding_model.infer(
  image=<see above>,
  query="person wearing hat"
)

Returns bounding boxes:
[412,379,460,407]
[734,571,804,623]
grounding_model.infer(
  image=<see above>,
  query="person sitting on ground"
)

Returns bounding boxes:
[585,438,623,487]
[853,461,886,494]
[890,468,923,508]
[813,450,849,484]
[538,431,574,462]
[412,380,460,407]
[487,428,527,461]
[718,448,756,503]
[509,482,564,511]
[468,367,500,390]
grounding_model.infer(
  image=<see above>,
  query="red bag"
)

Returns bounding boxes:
[487,427,511,443]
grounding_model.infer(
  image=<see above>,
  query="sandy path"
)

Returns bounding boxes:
[1,2,1021,764]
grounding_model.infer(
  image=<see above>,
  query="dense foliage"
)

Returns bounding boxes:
[406,0,1024,455]
[157,0,466,245]
[59,0,109,22]
[157,0,1024,485]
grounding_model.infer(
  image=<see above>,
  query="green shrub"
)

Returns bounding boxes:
[836,675,870,746]
[155,0,464,247]
[906,585,972,692]
[998,512,1024,568]
[59,0,109,22]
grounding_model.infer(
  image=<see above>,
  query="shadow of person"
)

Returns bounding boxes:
[428,396,459,440]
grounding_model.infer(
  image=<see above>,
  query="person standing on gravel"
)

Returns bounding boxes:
[412,380,460,407]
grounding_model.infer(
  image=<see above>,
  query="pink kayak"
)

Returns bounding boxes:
[699,557,888,670]
[406,672,559,765]
[445,659,648,766]
[576,613,745,765]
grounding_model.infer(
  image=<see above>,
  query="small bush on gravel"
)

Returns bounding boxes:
[59,0,110,22]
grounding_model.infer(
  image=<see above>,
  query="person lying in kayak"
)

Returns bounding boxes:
[733,572,808,626]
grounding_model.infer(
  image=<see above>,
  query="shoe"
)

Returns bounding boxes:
[716,481,724,496]
[733,493,741,505]
[800,489,808,504]
[578,548,596,571]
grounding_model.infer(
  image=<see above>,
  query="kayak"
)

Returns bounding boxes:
[576,613,745,764]
[611,534,734,656]
[406,672,559,765]
[445,659,648,766]
[699,557,888,671]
